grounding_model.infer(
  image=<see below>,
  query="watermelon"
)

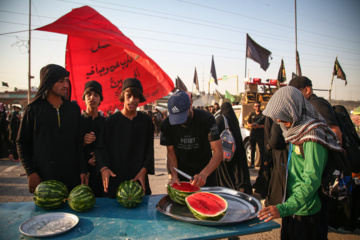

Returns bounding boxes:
[116,180,144,208]
[68,185,96,212]
[33,180,68,210]
[167,182,201,205]
[185,192,228,221]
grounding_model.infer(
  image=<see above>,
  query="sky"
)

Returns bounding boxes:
[0,0,359,101]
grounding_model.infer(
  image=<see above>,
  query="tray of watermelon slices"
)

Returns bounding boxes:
[156,185,262,226]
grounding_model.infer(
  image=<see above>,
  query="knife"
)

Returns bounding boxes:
[173,167,193,181]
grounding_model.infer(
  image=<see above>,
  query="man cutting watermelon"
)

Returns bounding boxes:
[160,90,223,187]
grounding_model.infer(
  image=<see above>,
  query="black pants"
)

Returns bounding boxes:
[9,138,18,159]
[250,134,264,166]
[281,210,324,240]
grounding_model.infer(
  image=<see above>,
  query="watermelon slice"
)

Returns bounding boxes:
[167,182,201,205]
[185,192,228,221]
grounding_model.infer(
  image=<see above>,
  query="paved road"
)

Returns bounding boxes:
[1,136,359,239]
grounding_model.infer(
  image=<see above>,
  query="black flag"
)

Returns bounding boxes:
[277,58,286,83]
[2,82,9,87]
[175,76,188,92]
[193,67,199,91]
[210,55,218,85]
[333,57,347,85]
[246,34,272,71]
[215,89,223,100]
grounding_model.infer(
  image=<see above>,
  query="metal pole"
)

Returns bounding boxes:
[295,0,298,75]
[28,0,31,103]
[236,75,238,95]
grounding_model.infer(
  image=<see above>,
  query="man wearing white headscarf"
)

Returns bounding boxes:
[257,86,342,240]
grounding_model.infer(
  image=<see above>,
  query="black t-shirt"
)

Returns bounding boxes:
[308,94,338,126]
[160,109,220,183]
[248,111,265,137]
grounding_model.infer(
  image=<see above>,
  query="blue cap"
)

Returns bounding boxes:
[168,91,190,125]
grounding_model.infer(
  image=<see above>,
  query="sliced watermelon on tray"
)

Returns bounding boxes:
[185,192,228,221]
[167,182,201,205]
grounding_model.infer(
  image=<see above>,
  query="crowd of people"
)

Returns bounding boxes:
[1,63,359,239]
[0,104,22,160]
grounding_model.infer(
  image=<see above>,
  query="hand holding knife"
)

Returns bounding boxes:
[173,167,193,182]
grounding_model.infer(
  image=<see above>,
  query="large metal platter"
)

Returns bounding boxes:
[156,186,261,226]
[19,212,79,238]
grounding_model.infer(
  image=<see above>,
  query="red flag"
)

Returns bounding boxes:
[36,6,174,112]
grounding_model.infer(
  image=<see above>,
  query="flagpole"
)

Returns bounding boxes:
[329,75,334,102]
[329,55,338,102]
[28,0,32,103]
[236,75,238,95]
[295,0,298,75]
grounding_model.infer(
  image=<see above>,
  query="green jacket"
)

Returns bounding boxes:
[276,141,328,217]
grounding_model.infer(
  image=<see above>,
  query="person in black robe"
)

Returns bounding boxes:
[9,106,21,161]
[264,117,288,206]
[81,80,106,197]
[17,64,87,193]
[0,103,11,158]
[95,78,154,198]
[215,102,252,194]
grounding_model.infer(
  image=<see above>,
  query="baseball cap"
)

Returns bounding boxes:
[288,76,312,89]
[167,91,190,125]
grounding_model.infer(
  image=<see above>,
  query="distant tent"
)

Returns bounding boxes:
[353,106,360,115]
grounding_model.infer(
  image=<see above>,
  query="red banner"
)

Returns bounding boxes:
[36,6,174,112]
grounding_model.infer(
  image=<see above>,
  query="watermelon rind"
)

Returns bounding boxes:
[68,185,96,212]
[167,182,201,205]
[116,180,144,208]
[33,180,68,210]
[185,192,228,221]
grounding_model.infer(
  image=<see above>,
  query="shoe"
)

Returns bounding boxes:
[248,165,255,169]
[328,226,352,233]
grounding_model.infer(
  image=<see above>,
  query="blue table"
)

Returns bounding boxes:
[0,195,279,239]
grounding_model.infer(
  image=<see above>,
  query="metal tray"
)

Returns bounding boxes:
[156,186,261,226]
[19,212,79,238]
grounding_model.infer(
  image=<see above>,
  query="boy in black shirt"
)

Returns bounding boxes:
[160,91,222,187]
